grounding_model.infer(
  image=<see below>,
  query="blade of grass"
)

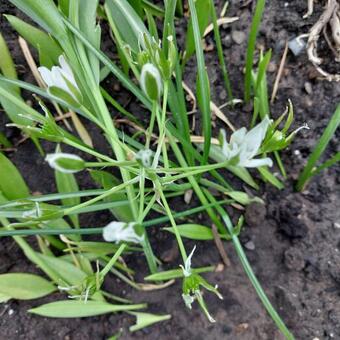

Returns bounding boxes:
[209,0,233,101]
[204,191,294,339]
[296,104,340,191]
[187,0,212,165]
[244,0,266,102]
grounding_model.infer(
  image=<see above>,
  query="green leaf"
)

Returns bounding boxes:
[164,224,215,240]
[0,293,10,303]
[0,32,18,86]
[29,300,146,318]
[0,153,29,200]
[0,273,56,300]
[5,15,62,67]
[129,312,171,332]
[77,0,101,84]
[34,253,87,285]
[104,0,149,52]
[9,0,67,40]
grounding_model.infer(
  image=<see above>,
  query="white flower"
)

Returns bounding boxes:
[140,63,163,101]
[38,55,79,100]
[180,245,196,277]
[220,116,273,168]
[45,153,85,173]
[103,222,144,244]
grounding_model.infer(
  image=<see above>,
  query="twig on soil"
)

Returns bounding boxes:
[270,41,289,104]
[211,223,231,266]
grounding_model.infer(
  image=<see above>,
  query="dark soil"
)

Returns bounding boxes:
[1,1,340,339]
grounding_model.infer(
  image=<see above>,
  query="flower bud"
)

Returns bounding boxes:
[140,63,163,101]
[135,149,153,168]
[45,153,85,173]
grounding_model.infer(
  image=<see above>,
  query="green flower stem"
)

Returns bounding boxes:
[154,179,187,261]
[146,101,158,149]
[205,192,294,340]
[63,177,140,216]
[0,199,234,238]
[152,81,169,169]
[159,161,230,183]
[136,170,158,274]
[84,161,137,168]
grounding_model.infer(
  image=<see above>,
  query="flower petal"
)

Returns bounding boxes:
[38,67,53,87]
[241,157,273,168]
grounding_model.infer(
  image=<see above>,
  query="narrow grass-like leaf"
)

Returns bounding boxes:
[184,0,211,63]
[297,104,340,191]
[244,0,266,102]
[0,273,56,300]
[209,0,233,101]
[29,300,146,318]
[187,0,212,165]
[105,0,149,52]
[5,15,62,67]
[9,0,67,40]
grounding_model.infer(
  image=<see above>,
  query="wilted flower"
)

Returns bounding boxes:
[38,55,81,103]
[140,63,163,101]
[103,221,144,244]
[220,116,273,168]
[180,246,223,323]
[45,153,85,173]
[179,245,196,277]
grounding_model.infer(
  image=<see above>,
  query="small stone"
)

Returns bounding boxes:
[244,240,255,250]
[304,82,313,95]
[288,36,306,56]
[8,309,14,316]
[334,222,340,229]
[231,30,246,45]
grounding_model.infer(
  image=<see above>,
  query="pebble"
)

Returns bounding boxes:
[244,240,255,250]
[231,30,246,45]
[8,309,14,316]
[334,222,340,229]
[304,82,313,95]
